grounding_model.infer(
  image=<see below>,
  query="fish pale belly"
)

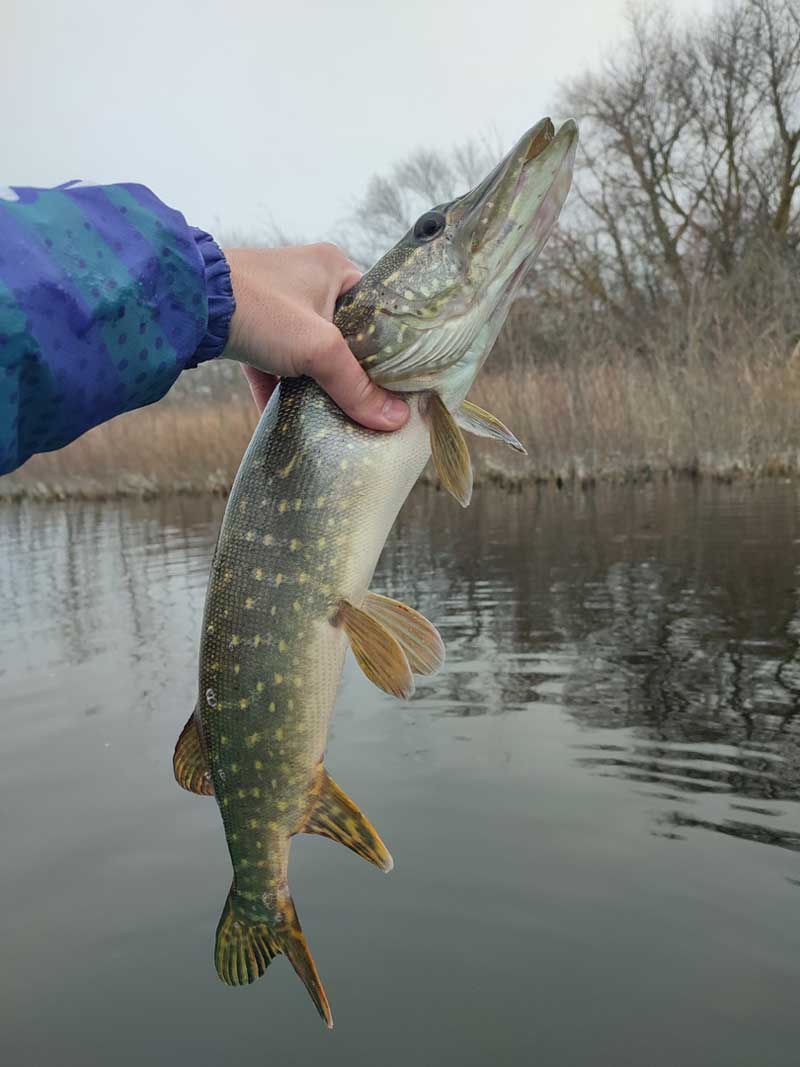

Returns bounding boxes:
[328,397,432,606]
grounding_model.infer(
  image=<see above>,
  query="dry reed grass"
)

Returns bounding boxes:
[0,401,257,501]
[4,345,800,502]
[469,348,800,485]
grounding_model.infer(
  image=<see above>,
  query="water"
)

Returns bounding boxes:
[1,483,799,1066]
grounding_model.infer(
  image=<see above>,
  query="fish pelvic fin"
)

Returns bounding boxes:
[456,400,527,454]
[173,710,214,796]
[363,592,445,676]
[338,599,414,699]
[215,887,333,1029]
[428,392,473,507]
[303,768,394,873]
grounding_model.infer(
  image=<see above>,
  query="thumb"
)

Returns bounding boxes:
[310,331,408,432]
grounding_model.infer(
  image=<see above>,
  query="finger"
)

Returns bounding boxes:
[322,265,362,320]
[338,264,362,296]
[242,366,279,414]
[311,334,408,432]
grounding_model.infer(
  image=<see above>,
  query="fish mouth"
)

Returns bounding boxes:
[457,116,578,295]
[524,117,558,163]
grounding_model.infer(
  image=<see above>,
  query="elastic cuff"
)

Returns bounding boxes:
[188,227,236,367]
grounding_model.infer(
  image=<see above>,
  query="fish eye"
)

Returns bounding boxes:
[413,210,446,242]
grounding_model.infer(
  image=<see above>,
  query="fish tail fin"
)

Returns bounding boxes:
[214,889,278,987]
[214,887,333,1029]
[281,898,333,1029]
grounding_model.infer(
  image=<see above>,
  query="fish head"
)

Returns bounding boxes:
[335,117,578,400]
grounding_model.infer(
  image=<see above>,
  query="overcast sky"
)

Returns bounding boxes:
[4,0,712,245]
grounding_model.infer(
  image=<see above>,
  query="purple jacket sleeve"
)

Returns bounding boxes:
[0,182,235,474]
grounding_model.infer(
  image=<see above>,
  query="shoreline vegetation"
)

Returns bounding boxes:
[5,345,800,502]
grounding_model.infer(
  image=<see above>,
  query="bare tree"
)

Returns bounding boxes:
[749,0,800,236]
[339,131,502,266]
[552,0,800,312]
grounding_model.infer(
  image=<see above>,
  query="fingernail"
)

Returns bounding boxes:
[381,395,407,423]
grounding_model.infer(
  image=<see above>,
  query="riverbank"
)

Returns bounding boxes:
[4,354,800,501]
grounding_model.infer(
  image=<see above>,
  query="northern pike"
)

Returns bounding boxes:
[174,116,578,1027]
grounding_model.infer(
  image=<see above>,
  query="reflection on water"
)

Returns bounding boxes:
[2,483,800,1066]
[388,481,800,856]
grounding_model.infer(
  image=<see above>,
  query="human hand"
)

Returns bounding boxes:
[223,244,409,428]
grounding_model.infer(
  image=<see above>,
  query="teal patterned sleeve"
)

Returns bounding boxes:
[0,182,235,474]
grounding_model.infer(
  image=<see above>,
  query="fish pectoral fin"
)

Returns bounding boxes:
[302,768,394,873]
[363,591,444,676]
[456,400,527,454]
[216,887,333,1028]
[173,711,214,796]
[428,392,473,507]
[338,599,414,699]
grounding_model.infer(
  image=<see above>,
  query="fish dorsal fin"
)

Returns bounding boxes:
[338,599,414,699]
[428,392,473,507]
[173,711,214,796]
[456,400,527,454]
[363,592,445,676]
[302,768,394,873]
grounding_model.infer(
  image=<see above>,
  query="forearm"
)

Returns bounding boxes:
[0,182,234,475]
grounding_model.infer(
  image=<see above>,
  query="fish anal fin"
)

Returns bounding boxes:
[456,400,527,454]
[173,710,214,796]
[428,392,473,507]
[215,888,333,1028]
[338,599,414,699]
[302,768,394,873]
[363,591,444,676]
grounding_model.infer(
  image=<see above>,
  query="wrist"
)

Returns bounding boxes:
[221,248,246,357]
[188,229,236,367]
